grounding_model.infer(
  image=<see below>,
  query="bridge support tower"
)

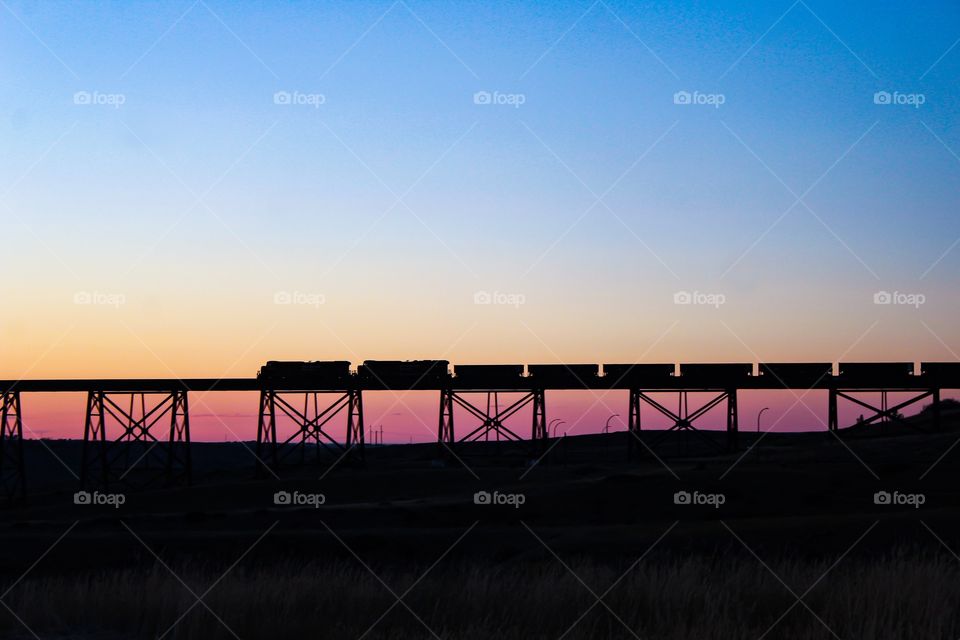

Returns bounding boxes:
[0,391,25,502]
[828,387,940,433]
[256,389,364,475]
[628,388,738,457]
[438,388,547,444]
[81,389,191,489]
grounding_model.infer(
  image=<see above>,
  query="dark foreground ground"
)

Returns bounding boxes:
[1,409,959,638]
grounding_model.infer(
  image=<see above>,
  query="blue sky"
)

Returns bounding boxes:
[1,1,960,438]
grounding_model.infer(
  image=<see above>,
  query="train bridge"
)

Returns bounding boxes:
[0,360,957,500]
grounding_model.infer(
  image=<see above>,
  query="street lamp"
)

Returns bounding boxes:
[604,413,620,434]
[757,407,770,433]
[552,420,566,437]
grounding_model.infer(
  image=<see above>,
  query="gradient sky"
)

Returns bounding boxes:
[2,1,959,440]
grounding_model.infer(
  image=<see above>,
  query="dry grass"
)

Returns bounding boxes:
[1,548,957,639]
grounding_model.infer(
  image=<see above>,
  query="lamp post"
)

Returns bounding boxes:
[604,414,620,434]
[552,420,566,438]
[757,407,770,433]
[548,418,562,437]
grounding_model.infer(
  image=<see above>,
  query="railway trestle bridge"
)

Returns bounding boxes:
[0,360,956,501]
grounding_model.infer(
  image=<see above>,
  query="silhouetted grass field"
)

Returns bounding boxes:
[2,549,957,639]
[1,417,959,638]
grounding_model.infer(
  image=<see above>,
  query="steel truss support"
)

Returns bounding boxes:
[0,392,25,502]
[532,389,547,440]
[828,388,940,433]
[81,389,191,489]
[628,389,738,456]
[438,389,547,444]
[256,389,364,474]
[727,388,739,449]
[438,388,454,443]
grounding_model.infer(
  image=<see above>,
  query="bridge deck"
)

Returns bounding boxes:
[1,362,959,392]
